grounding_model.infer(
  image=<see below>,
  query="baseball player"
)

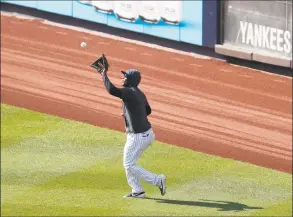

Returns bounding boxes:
[99,65,167,199]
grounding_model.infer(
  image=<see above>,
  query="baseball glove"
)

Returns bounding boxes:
[90,53,109,73]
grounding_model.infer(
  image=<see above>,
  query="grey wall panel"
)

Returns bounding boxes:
[222,0,292,59]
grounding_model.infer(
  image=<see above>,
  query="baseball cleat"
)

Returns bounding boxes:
[123,191,146,199]
[159,174,167,196]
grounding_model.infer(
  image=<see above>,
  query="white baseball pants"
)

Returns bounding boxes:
[123,128,161,193]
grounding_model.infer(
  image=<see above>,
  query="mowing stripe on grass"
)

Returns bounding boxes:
[1,104,292,216]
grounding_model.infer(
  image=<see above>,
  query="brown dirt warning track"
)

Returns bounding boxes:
[1,14,292,173]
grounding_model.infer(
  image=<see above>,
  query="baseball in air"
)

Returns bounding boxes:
[80,41,87,48]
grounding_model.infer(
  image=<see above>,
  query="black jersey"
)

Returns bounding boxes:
[102,70,152,134]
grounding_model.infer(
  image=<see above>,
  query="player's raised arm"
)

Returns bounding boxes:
[101,72,123,98]
[91,54,124,99]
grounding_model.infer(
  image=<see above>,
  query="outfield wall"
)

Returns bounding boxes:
[0,0,218,48]
[1,0,291,69]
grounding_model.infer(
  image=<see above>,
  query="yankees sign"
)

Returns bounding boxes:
[222,0,292,59]
[238,21,291,54]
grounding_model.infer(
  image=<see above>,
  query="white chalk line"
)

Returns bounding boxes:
[39,26,49,29]
[9,21,22,25]
[220,68,232,72]
[274,79,287,83]
[140,52,153,56]
[124,47,136,51]
[190,63,203,67]
[97,41,110,45]
[2,11,37,20]
[56,32,68,35]
[80,36,92,40]
[239,74,253,78]
[172,57,184,62]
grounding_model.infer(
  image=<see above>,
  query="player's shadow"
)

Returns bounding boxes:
[144,198,263,212]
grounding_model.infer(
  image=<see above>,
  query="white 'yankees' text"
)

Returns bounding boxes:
[239,21,291,54]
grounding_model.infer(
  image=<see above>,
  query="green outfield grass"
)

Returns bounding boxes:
[1,104,292,216]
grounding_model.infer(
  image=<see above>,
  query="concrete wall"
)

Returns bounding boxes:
[216,0,292,68]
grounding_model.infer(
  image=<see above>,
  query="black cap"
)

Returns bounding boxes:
[121,69,141,86]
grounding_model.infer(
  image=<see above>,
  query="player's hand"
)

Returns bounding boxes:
[100,54,109,76]
[100,68,107,77]
[91,53,110,76]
